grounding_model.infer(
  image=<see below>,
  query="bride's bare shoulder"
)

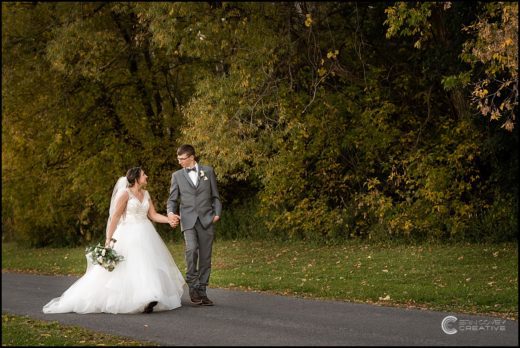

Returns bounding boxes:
[118,189,131,200]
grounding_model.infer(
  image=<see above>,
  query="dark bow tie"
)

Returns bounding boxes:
[186,167,197,172]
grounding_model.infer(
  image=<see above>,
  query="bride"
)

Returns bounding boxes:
[43,167,185,314]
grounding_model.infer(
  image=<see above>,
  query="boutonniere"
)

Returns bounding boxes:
[199,170,209,181]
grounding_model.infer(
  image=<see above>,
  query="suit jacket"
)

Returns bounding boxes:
[167,164,222,231]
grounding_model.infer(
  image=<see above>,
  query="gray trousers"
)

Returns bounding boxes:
[183,218,214,293]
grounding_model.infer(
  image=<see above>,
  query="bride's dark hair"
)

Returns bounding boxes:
[126,167,142,187]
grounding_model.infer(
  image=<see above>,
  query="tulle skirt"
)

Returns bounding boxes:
[43,218,186,314]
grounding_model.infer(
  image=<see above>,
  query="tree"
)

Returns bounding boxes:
[2,3,188,245]
[3,2,517,245]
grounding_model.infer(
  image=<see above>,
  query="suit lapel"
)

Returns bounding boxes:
[196,165,207,189]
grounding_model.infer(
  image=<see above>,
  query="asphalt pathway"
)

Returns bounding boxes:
[2,272,518,346]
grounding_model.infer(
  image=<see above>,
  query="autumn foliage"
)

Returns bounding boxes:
[2,2,518,246]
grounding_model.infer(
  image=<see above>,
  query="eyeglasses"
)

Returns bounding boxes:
[177,156,191,161]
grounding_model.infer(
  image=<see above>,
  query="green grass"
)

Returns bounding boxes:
[2,240,517,345]
[1,313,157,346]
[212,240,518,319]
[2,240,517,319]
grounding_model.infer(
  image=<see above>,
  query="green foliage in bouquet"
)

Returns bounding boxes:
[85,240,124,272]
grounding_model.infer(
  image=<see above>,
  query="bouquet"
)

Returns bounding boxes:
[85,239,124,272]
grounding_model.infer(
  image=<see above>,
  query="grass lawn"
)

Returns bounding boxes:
[2,240,517,319]
[1,313,157,346]
[2,239,517,346]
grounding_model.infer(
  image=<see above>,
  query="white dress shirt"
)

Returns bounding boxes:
[188,163,199,185]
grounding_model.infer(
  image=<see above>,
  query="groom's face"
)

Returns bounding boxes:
[177,153,195,168]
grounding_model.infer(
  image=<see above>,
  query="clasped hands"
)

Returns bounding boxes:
[168,213,180,228]
[168,214,220,228]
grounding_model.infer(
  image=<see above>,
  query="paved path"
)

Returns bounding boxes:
[2,272,518,346]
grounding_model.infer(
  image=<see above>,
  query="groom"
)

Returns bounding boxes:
[167,144,222,306]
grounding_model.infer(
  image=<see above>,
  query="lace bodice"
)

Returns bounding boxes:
[124,189,150,222]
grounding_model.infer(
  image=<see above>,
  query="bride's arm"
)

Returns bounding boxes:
[106,192,129,246]
[147,197,170,224]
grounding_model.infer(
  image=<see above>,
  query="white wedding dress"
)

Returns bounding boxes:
[43,189,186,314]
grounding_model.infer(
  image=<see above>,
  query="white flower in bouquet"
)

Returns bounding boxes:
[85,239,125,272]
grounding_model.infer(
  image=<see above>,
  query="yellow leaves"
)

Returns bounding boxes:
[326,50,339,59]
[462,4,517,131]
[384,7,396,16]
[492,52,503,62]
[317,67,327,77]
[490,109,500,120]
[501,119,514,132]
[304,13,313,27]
[403,220,413,232]
[54,133,63,145]
[473,87,488,98]
[366,177,381,191]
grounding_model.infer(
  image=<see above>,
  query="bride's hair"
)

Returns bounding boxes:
[126,167,142,187]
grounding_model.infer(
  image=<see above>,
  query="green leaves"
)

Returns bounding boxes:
[2,2,517,246]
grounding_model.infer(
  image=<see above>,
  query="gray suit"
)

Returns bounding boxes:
[167,164,222,292]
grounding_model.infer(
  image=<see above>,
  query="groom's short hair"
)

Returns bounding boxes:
[177,144,195,157]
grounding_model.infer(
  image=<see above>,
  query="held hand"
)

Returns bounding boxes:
[105,238,116,248]
[167,218,176,228]
[168,214,180,228]
[173,214,181,227]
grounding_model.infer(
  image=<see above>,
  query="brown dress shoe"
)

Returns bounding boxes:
[189,288,203,304]
[143,301,158,313]
[200,296,214,306]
